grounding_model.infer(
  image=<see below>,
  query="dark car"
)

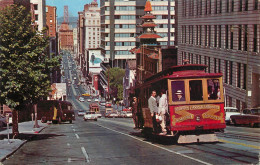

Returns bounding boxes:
[230,108,260,127]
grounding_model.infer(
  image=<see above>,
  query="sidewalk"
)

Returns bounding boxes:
[0,120,48,162]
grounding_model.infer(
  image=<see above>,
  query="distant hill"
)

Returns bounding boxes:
[57,17,78,29]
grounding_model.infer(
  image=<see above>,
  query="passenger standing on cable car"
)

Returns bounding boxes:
[158,89,168,134]
[148,90,159,132]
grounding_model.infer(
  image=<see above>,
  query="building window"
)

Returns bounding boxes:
[185,26,187,43]
[219,0,222,13]
[239,0,243,11]
[230,28,233,49]
[226,0,229,12]
[199,55,202,64]
[191,26,194,44]
[206,0,208,14]
[229,96,232,107]
[229,61,233,85]
[189,26,191,44]
[225,25,229,49]
[243,64,247,90]
[208,25,211,46]
[231,0,234,12]
[209,0,212,14]
[214,25,217,47]
[218,59,221,73]
[225,60,228,83]
[205,25,208,46]
[208,57,211,73]
[245,0,248,11]
[196,0,199,15]
[238,25,242,50]
[35,14,38,21]
[236,100,240,111]
[255,0,258,10]
[200,26,202,45]
[196,25,199,45]
[200,0,202,15]
[253,24,258,52]
[244,25,248,51]
[34,4,38,10]
[237,63,241,88]
[214,58,217,73]
[219,25,221,48]
[215,0,218,14]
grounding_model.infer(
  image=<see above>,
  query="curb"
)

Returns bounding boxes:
[0,124,48,162]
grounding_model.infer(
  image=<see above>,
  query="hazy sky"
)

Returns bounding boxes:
[46,0,99,18]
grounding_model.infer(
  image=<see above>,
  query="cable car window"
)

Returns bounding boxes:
[171,81,185,101]
[189,80,203,101]
[207,79,220,100]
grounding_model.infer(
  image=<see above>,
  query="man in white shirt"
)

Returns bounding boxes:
[158,89,168,134]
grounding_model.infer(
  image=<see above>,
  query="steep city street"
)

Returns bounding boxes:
[3,52,260,165]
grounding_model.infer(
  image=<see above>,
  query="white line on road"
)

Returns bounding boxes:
[67,143,70,147]
[81,147,90,163]
[68,158,72,163]
[96,123,212,165]
[75,134,79,139]
[73,129,76,132]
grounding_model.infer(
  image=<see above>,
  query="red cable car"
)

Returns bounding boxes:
[135,64,226,143]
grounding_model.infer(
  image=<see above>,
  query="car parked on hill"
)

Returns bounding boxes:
[230,108,260,127]
[224,107,240,124]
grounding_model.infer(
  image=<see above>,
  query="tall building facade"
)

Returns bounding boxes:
[100,0,176,68]
[178,0,260,109]
[84,1,100,50]
[46,5,57,37]
[30,0,46,31]
[100,0,146,68]
[150,0,176,48]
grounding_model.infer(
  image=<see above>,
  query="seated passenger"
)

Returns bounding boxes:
[175,90,185,101]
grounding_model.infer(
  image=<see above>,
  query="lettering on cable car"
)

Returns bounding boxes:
[172,104,223,125]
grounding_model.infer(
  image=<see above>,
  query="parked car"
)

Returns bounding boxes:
[87,99,91,102]
[125,112,133,118]
[107,112,118,118]
[96,112,102,118]
[84,111,97,121]
[79,97,85,102]
[82,93,90,96]
[224,107,240,124]
[230,108,260,127]
[77,110,85,116]
[94,98,99,102]
[118,111,126,118]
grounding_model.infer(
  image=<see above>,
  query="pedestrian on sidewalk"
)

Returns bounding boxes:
[131,97,138,129]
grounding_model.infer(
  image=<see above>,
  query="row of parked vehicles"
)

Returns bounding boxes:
[225,107,260,127]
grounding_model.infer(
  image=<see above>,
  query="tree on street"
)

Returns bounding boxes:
[0,5,60,137]
[106,67,125,100]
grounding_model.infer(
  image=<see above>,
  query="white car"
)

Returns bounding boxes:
[79,97,85,102]
[84,112,97,121]
[87,99,91,102]
[96,112,102,118]
[125,112,133,118]
[224,107,240,124]
[77,110,85,116]
[94,99,99,102]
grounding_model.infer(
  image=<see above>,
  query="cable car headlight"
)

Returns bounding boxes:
[196,116,201,122]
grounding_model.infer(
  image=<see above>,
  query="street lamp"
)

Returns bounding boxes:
[230,25,249,108]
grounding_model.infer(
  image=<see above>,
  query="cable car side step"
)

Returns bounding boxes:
[177,134,218,144]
